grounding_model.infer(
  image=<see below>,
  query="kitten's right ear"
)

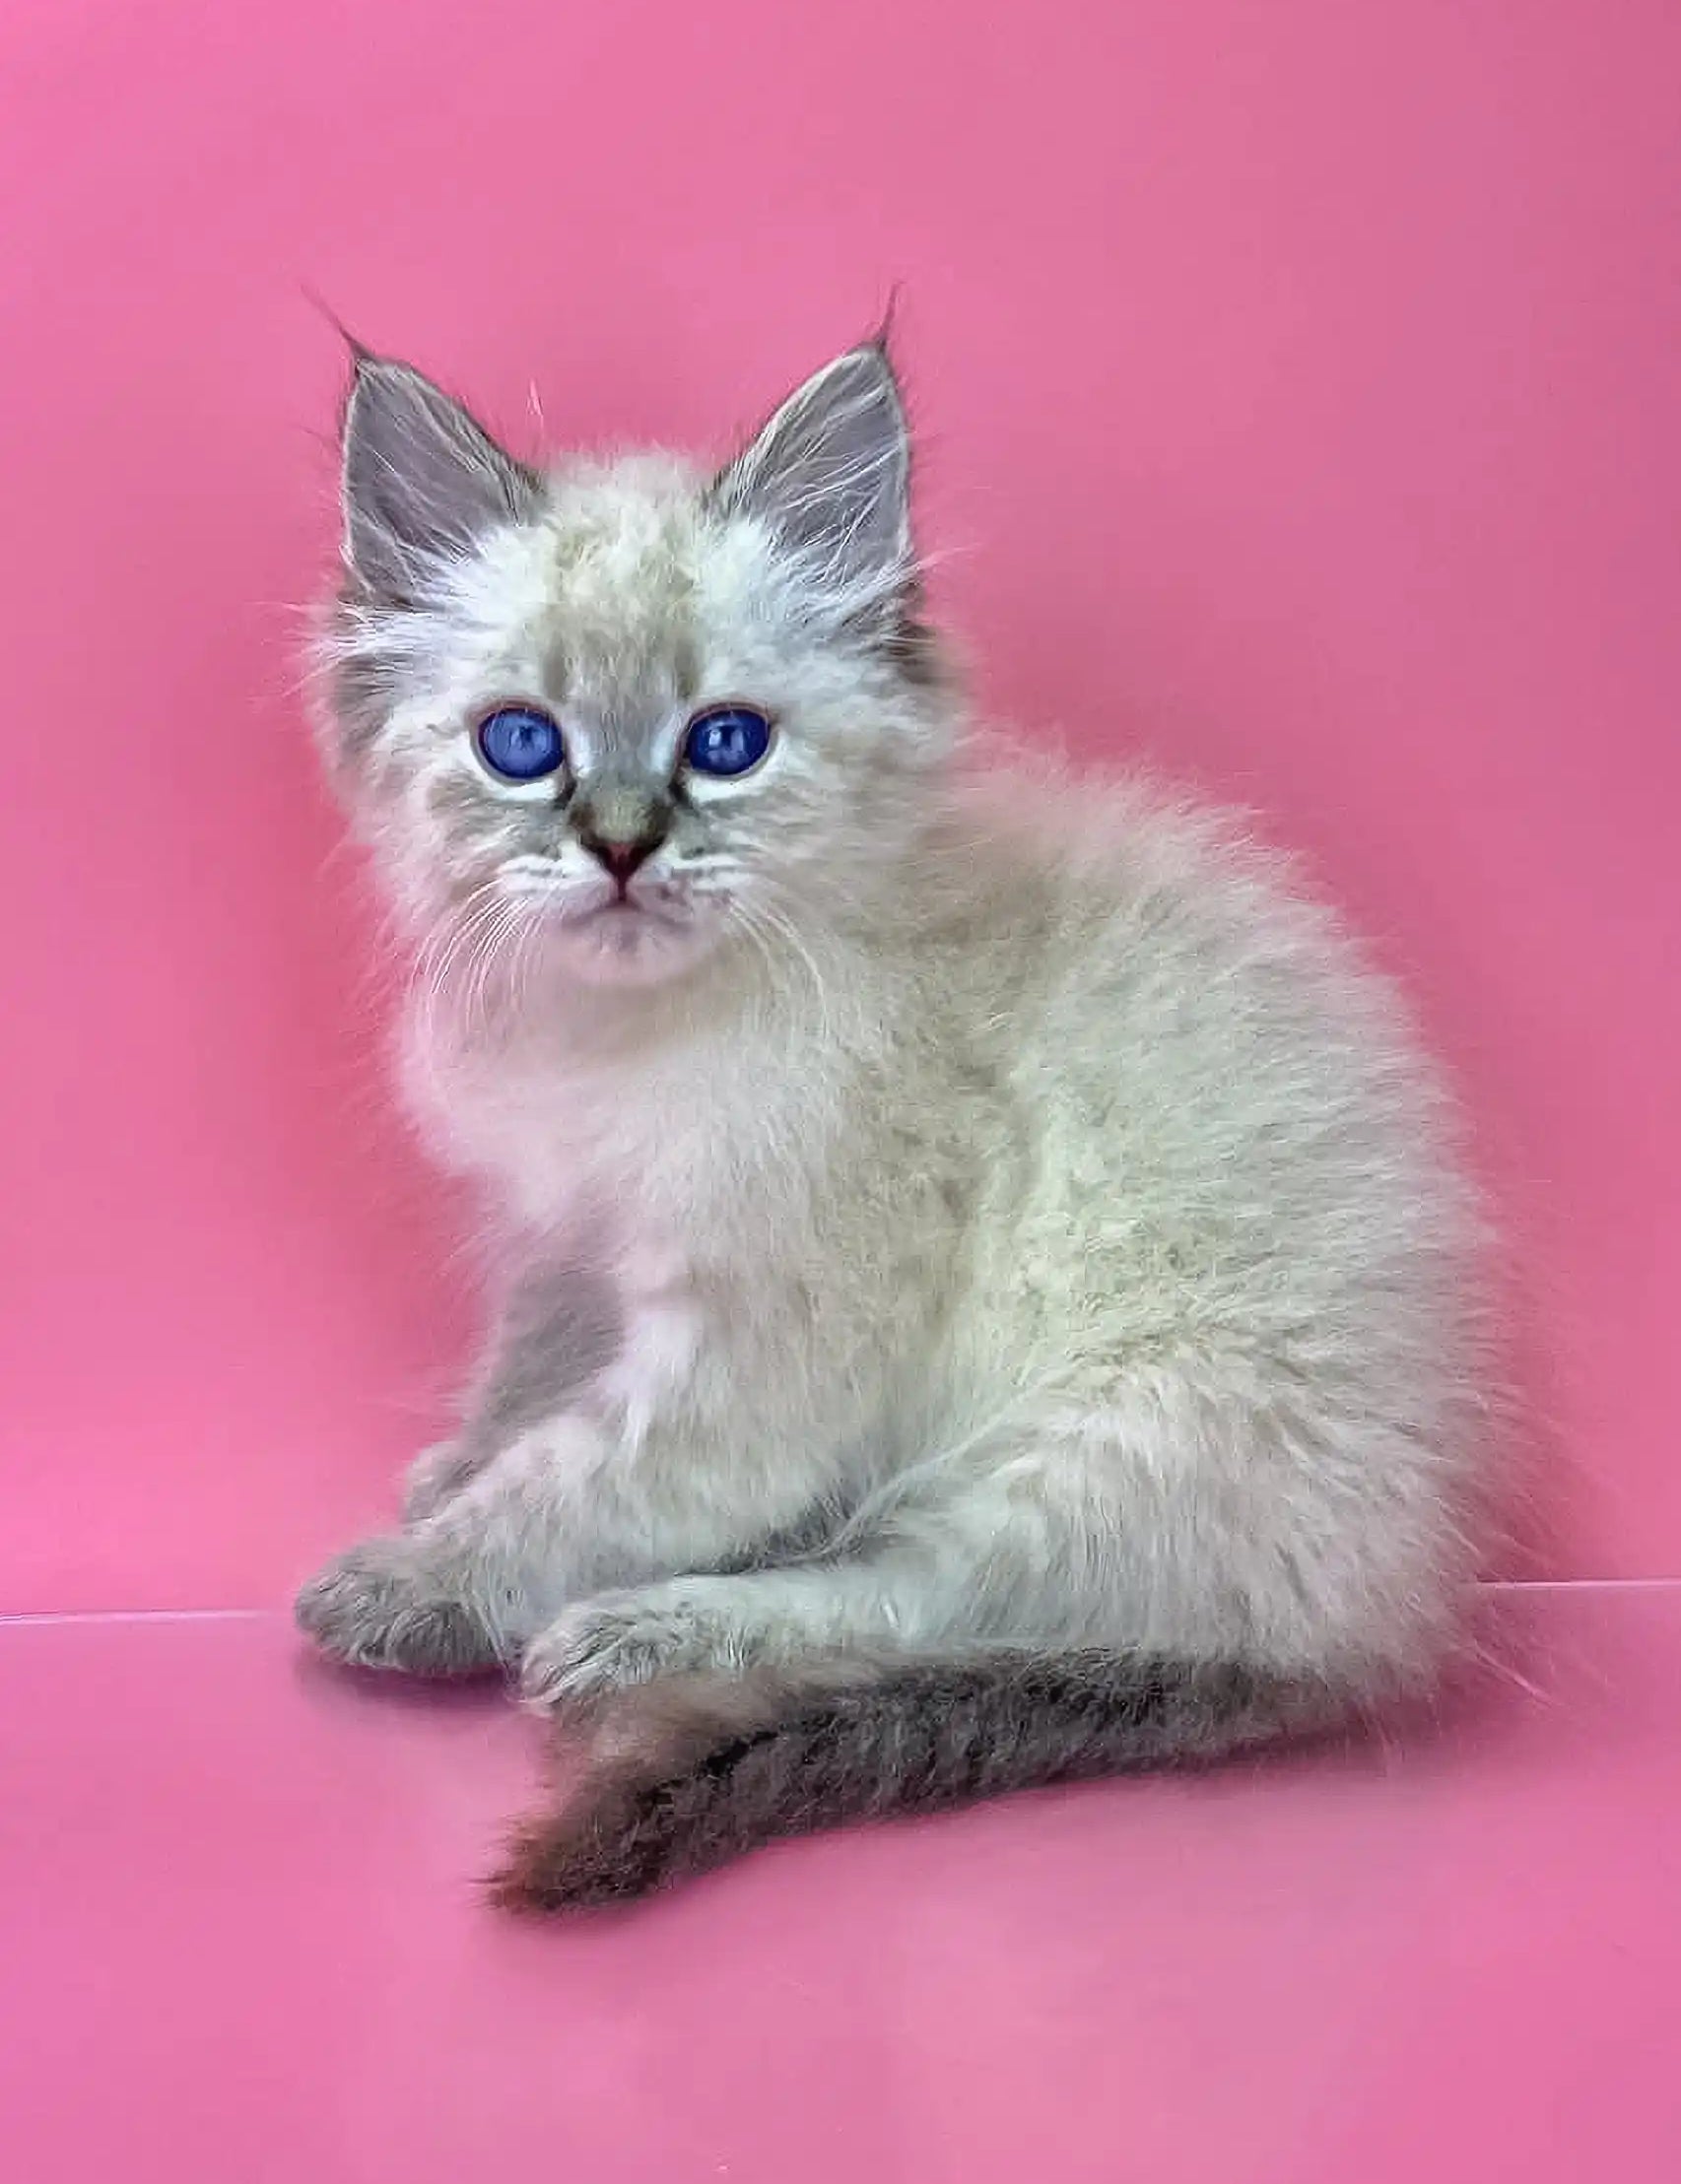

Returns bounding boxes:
[339,356,541,601]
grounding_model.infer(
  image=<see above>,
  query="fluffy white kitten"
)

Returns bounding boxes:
[297,339,1495,1906]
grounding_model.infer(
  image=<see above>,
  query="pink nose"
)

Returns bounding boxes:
[580,832,661,889]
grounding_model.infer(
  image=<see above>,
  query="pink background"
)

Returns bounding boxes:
[4,14,1680,2183]
[3,0,1679,1612]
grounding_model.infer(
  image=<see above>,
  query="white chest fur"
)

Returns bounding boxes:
[403,997,836,1247]
[592,1241,702,1451]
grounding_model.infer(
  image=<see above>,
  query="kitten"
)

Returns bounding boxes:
[297,338,1495,1908]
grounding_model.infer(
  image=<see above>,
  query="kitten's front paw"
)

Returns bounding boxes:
[295,1538,500,1677]
[519,1586,736,1712]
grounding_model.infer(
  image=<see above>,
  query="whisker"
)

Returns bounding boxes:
[408,882,512,1095]
[731,893,838,1047]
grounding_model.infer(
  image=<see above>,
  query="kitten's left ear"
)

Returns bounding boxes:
[711,343,912,616]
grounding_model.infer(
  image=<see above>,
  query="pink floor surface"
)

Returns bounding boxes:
[3,1585,1676,2182]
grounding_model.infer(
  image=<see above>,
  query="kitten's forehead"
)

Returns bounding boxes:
[535,456,707,717]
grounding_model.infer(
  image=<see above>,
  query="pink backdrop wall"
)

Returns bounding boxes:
[2,0,1677,1611]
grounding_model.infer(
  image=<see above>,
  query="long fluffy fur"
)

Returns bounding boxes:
[297,339,1501,1910]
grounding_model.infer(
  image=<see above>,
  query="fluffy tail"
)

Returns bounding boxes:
[492,1654,1344,1912]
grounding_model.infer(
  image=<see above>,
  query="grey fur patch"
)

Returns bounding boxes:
[707,1498,861,1575]
[882,585,953,695]
[395,1257,626,1524]
[324,606,402,764]
[464,1257,626,1462]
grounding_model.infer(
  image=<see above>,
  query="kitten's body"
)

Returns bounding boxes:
[298,344,1493,1905]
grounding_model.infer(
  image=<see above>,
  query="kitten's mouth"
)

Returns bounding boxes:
[561,893,699,961]
[499,878,713,986]
[579,895,680,929]
[540,887,713,989]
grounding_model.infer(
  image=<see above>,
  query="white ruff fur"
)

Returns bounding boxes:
[299,343,1497,1802]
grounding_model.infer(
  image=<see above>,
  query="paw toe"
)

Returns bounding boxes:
[520,1598,699,1711]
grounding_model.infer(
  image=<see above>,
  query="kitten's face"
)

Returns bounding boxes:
[321,348,950,994]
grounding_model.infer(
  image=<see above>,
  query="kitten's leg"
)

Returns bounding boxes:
[518,1469,1079,1708]
[520,1373,1465,1708]
[301,1243,929,1682]
[298,1251,632,1669]
[518,1564,907,1707]
[298,1407,838,1679]
[297,1416,615,1675]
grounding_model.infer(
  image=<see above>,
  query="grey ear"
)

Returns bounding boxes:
[340,356,540,600]
[712,344,911,612]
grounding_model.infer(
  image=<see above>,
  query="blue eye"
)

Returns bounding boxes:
[475,705,566,783]
[683,704,773,779]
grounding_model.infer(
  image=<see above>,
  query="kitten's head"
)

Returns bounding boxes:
[318,341,954,993]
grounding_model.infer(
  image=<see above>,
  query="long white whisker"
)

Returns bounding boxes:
[460,898,528,1042]
[732,893,838,1047]
[504,894,550,1025]
[408,883,511,1094]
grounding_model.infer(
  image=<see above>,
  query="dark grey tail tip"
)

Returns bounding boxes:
[486,1809,682,1916]
[484,1841,577,1917]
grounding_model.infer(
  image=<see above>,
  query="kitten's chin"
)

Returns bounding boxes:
[545,903,717,991]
